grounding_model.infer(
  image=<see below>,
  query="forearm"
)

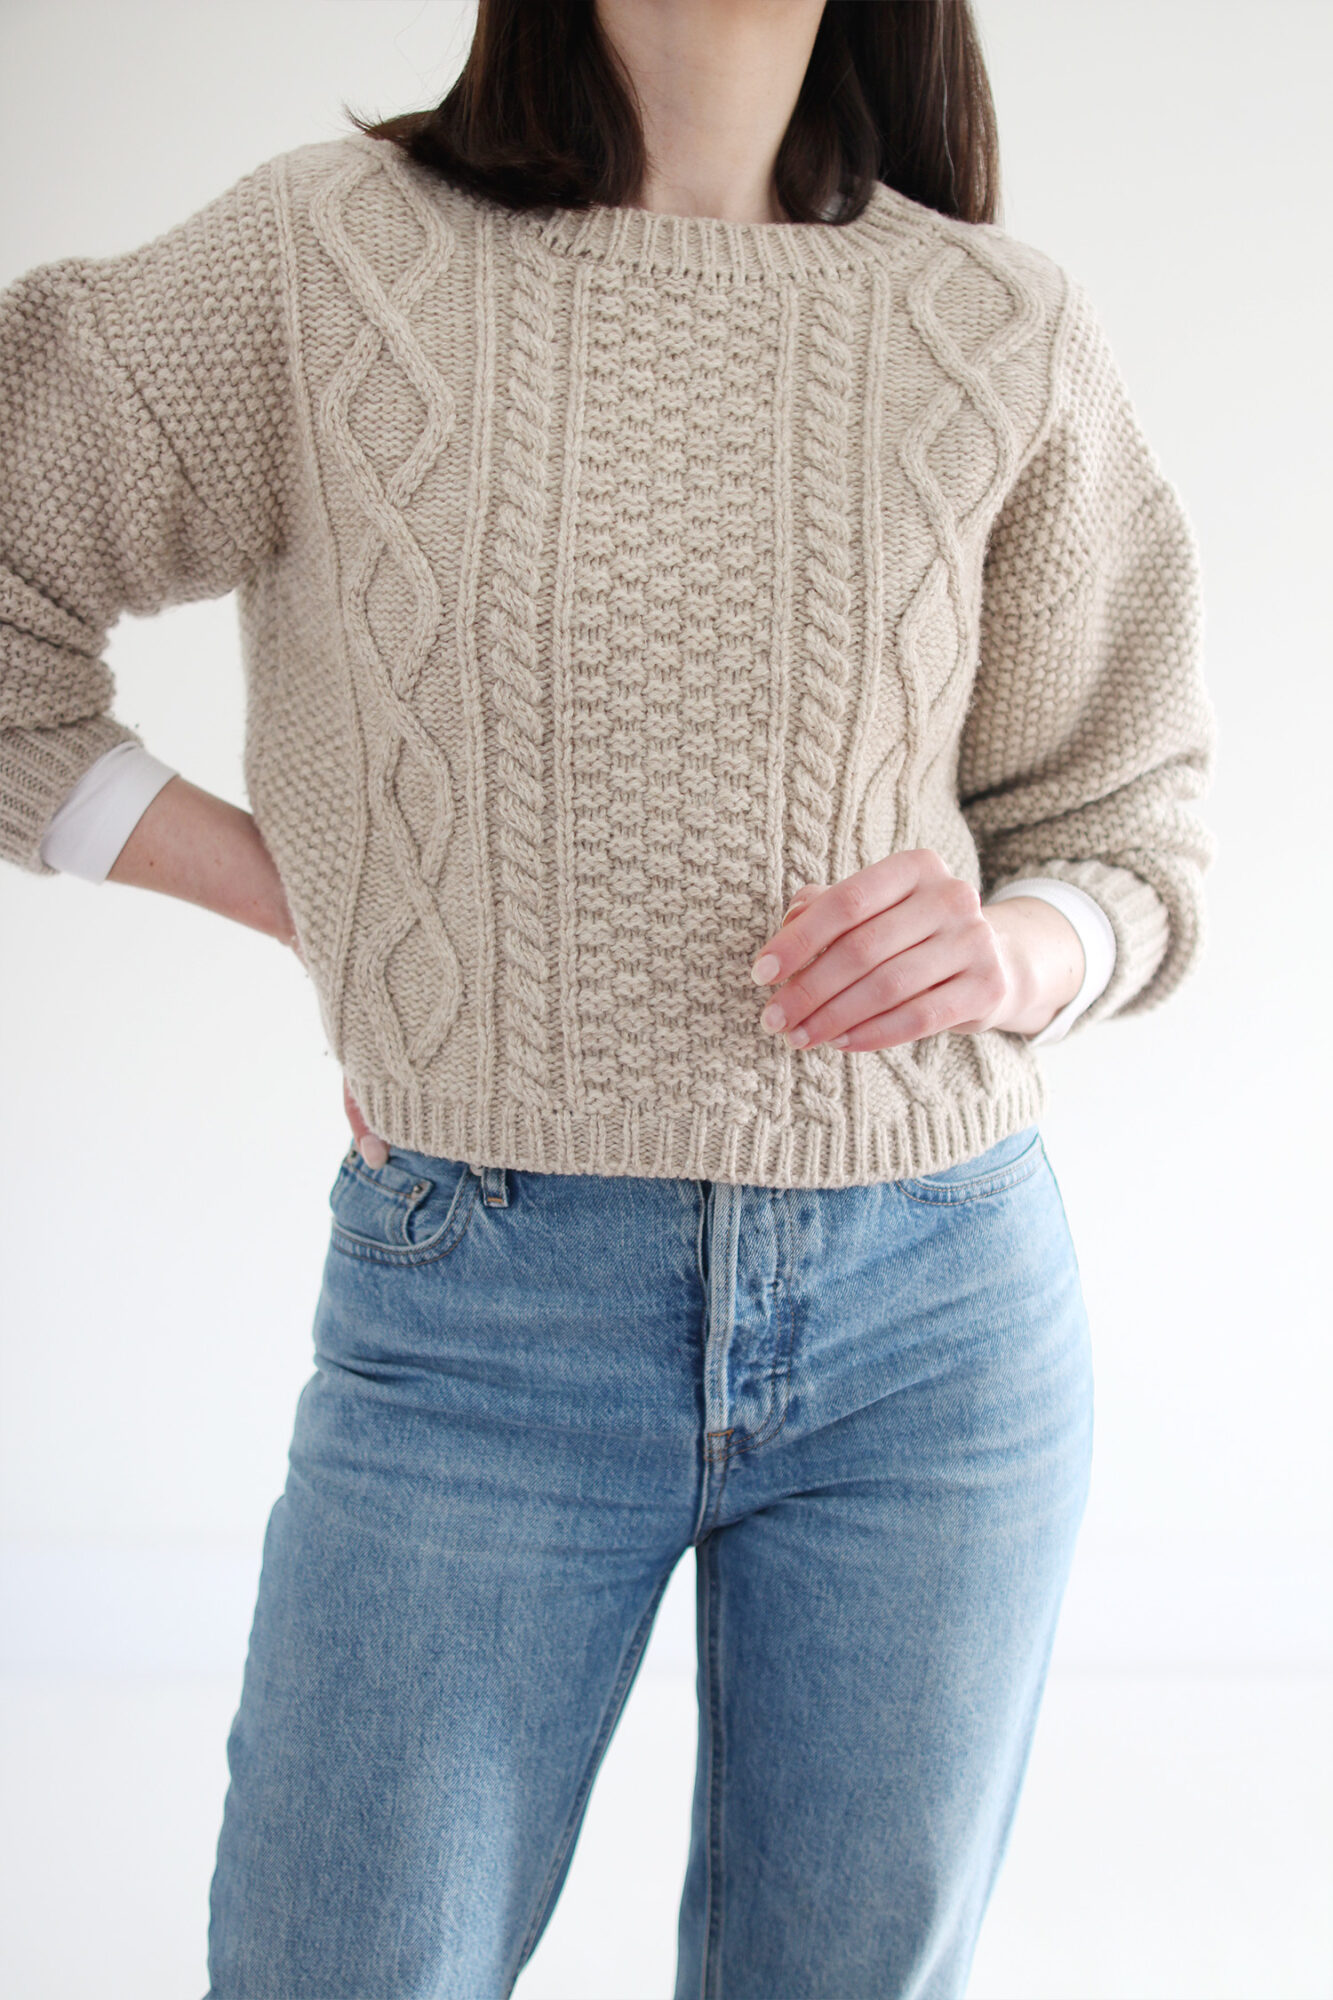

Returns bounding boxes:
[982,896,1084,1037]
[107,774,295,945]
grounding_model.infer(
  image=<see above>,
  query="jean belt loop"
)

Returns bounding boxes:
[480,1165,509,1208]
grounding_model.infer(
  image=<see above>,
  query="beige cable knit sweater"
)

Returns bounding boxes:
[0,135,1215,1187]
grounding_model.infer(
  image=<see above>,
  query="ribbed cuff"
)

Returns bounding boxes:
[0,715,144,876]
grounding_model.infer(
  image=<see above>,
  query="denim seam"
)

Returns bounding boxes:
[1035,1137,1083,1276]
[337,1154,417,1205]
[508,1563,676,1991]
[699,1531,726,1999]
[723,1192,797,1460]
[694,1433,731,1541]
[895,1146,1043,1206]
[328,1170,481,1266]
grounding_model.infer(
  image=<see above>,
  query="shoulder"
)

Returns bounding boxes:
[872,182,1072,316]
[866,186,1080,449]
[265,133,488,246]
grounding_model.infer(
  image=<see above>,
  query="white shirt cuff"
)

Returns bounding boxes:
[985,877,1118,1046]
[38,742,178,882]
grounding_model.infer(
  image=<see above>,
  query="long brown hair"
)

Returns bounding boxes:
[345,0,1001,227]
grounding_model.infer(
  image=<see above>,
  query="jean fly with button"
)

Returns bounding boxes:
[205,1122,1093,2000]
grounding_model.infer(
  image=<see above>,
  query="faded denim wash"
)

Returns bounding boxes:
[206,1121,1093,2000]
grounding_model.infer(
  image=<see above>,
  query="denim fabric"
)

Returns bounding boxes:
[206,1122,1093,2000]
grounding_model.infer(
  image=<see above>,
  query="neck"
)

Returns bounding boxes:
[595,0,827,225]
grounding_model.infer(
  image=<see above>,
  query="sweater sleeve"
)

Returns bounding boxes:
[958,271,1217,1029]
[0,154,293,875]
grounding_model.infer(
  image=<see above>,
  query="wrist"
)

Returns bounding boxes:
[110,778,296,946]
[983,898,1085,1037]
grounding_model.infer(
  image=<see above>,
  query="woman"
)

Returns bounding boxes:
[0,1,1215,1993]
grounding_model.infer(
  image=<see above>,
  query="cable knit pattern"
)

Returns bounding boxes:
[308,147,465,1082]
[789,282,858,1175]
[487,226,560,1109]
[876,236,1045,1115]
[0,134,1216,1187]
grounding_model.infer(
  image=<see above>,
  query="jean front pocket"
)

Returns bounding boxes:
[328,1144,479,1265]
[895,1125,1045,1205]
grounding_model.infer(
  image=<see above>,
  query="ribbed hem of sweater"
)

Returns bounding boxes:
[0,714,143,875]
[345,1064,1049,1190]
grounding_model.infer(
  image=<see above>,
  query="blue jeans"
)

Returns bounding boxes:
[207,1122,1093,1999]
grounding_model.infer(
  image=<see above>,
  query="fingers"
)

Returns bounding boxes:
[757,898,942,1038]
[826,970,1000,1053]
[749,854,1007,1052]
[778,932,972,1048]
[751,851,936,985]
[761,885,823,972]
[343,1078,389,1167]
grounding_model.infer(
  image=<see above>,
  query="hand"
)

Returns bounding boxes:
[343,1078,389,1168]
[749,849,1084,1053]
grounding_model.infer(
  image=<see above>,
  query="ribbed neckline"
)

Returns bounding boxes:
[510,178,936,284]
[349,135,941,284]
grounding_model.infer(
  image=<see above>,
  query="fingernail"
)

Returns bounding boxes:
[786,1026,809,1047]
[832,1034,849,1049]
[357,1135,389,1167]
[751,954,781,985]
[760,1001,786,1032]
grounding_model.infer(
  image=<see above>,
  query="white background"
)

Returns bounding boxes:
[1,4,1330,1996]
